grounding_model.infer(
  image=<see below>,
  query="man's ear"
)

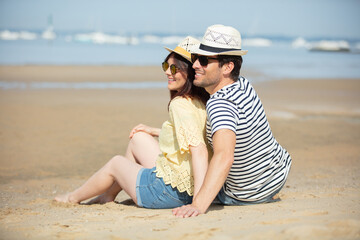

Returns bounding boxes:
[222,61,234,77]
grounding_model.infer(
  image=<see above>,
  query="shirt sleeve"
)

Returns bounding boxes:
[169,97,205,154]
[206,98,238,136]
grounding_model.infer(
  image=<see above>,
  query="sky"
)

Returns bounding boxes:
[0,0,360,39]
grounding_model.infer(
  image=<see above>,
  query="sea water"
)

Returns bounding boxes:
[1,30,360,89]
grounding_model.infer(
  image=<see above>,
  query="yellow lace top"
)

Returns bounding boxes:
[155,96,209,196]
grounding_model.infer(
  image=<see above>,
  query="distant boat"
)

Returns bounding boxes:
[308,40,350,52]
[42,27,56,40]
[42,14,56,40]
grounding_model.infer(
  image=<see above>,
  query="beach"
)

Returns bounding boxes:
[0,65,359,239]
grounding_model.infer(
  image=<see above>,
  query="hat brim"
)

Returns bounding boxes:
[164,46,192,62]
[192,44,248,56]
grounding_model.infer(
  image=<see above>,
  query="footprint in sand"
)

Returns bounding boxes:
[261,218,299,225]
[124,214,161,220]
[179,227,220,240]
[297,210,329,217]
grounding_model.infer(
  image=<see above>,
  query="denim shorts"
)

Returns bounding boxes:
[136,167,193,209]
[216,186,282,206]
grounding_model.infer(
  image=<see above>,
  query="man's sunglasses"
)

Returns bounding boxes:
[162,62,180,75]
[191,55,218,66]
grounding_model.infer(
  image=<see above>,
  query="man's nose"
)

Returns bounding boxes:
[192,59,200,69]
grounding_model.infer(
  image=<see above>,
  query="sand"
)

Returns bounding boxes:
[0,65,359,239]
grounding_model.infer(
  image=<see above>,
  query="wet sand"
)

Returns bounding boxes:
[0,66,359,239]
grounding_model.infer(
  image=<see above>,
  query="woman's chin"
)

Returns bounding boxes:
[167,82,175,90]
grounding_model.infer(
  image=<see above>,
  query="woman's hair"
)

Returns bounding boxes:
[165,52,210,107]
[217,55,243,81]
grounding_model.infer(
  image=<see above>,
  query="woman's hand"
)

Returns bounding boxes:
[129,124,160,138]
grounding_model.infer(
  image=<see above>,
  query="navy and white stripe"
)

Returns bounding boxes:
[206,77,292,202]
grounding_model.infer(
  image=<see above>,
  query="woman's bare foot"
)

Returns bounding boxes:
[86,193,116,205]
[54,193,78,204]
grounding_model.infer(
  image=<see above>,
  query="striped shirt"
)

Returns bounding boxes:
[206,77,292,202]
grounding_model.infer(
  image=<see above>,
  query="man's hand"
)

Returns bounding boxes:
[172,204,203,218]
[171,129,236,218]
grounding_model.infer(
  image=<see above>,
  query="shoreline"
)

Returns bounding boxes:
[2,65,359,83]
[0,65,359,239]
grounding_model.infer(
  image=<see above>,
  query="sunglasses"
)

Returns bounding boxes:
[191,55,218,66]
[162,62,180,75]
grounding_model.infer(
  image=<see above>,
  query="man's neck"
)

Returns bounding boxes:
[206,78,236,95]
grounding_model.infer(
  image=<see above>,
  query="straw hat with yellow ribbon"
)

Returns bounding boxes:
[164,36,200,62]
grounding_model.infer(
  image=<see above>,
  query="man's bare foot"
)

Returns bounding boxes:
[54,193,78,204]
[86,193,115,205]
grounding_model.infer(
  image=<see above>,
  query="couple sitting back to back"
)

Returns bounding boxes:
[55,24,292,218]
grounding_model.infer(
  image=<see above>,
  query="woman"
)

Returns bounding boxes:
[55,36,211,211]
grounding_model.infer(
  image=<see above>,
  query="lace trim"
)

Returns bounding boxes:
[155,155,194,196]
[177,125,203,154]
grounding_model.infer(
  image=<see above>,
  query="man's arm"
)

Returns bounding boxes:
[172,129,236,217]
[190,143,209,198]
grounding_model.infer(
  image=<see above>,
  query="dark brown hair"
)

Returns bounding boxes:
[164,52,210,107]
[217,55,243,81]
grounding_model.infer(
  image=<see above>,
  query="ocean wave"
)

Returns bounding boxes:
[0,28,189,46]
[0,29,57,41]
[71,32,139,45]
[308,40,350,52]
[243,38,272,47]
[142,34,161,44]
[292,37,309,48]
[292,37,352,52]
[1,28,358,51]
[69,32,187,45]
[161,36,187,45]
[0,30,38,40]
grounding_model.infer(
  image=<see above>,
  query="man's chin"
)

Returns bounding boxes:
[193,79,204,87]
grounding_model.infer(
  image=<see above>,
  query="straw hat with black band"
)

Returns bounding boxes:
[192,24,248,56]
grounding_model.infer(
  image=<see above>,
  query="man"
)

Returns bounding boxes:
[173,24,292,218]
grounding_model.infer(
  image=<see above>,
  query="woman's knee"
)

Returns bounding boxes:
[131,131,151,142]
[129,131,152,148]
[107,155,126,169]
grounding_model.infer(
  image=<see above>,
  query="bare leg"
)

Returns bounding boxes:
[55,155,142,204]
[87,132,161,204]
[86,182,121,204]
[125,131,161,167]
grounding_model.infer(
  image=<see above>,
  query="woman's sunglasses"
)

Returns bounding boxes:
[162,62,180,75]
[191,55,218,66]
